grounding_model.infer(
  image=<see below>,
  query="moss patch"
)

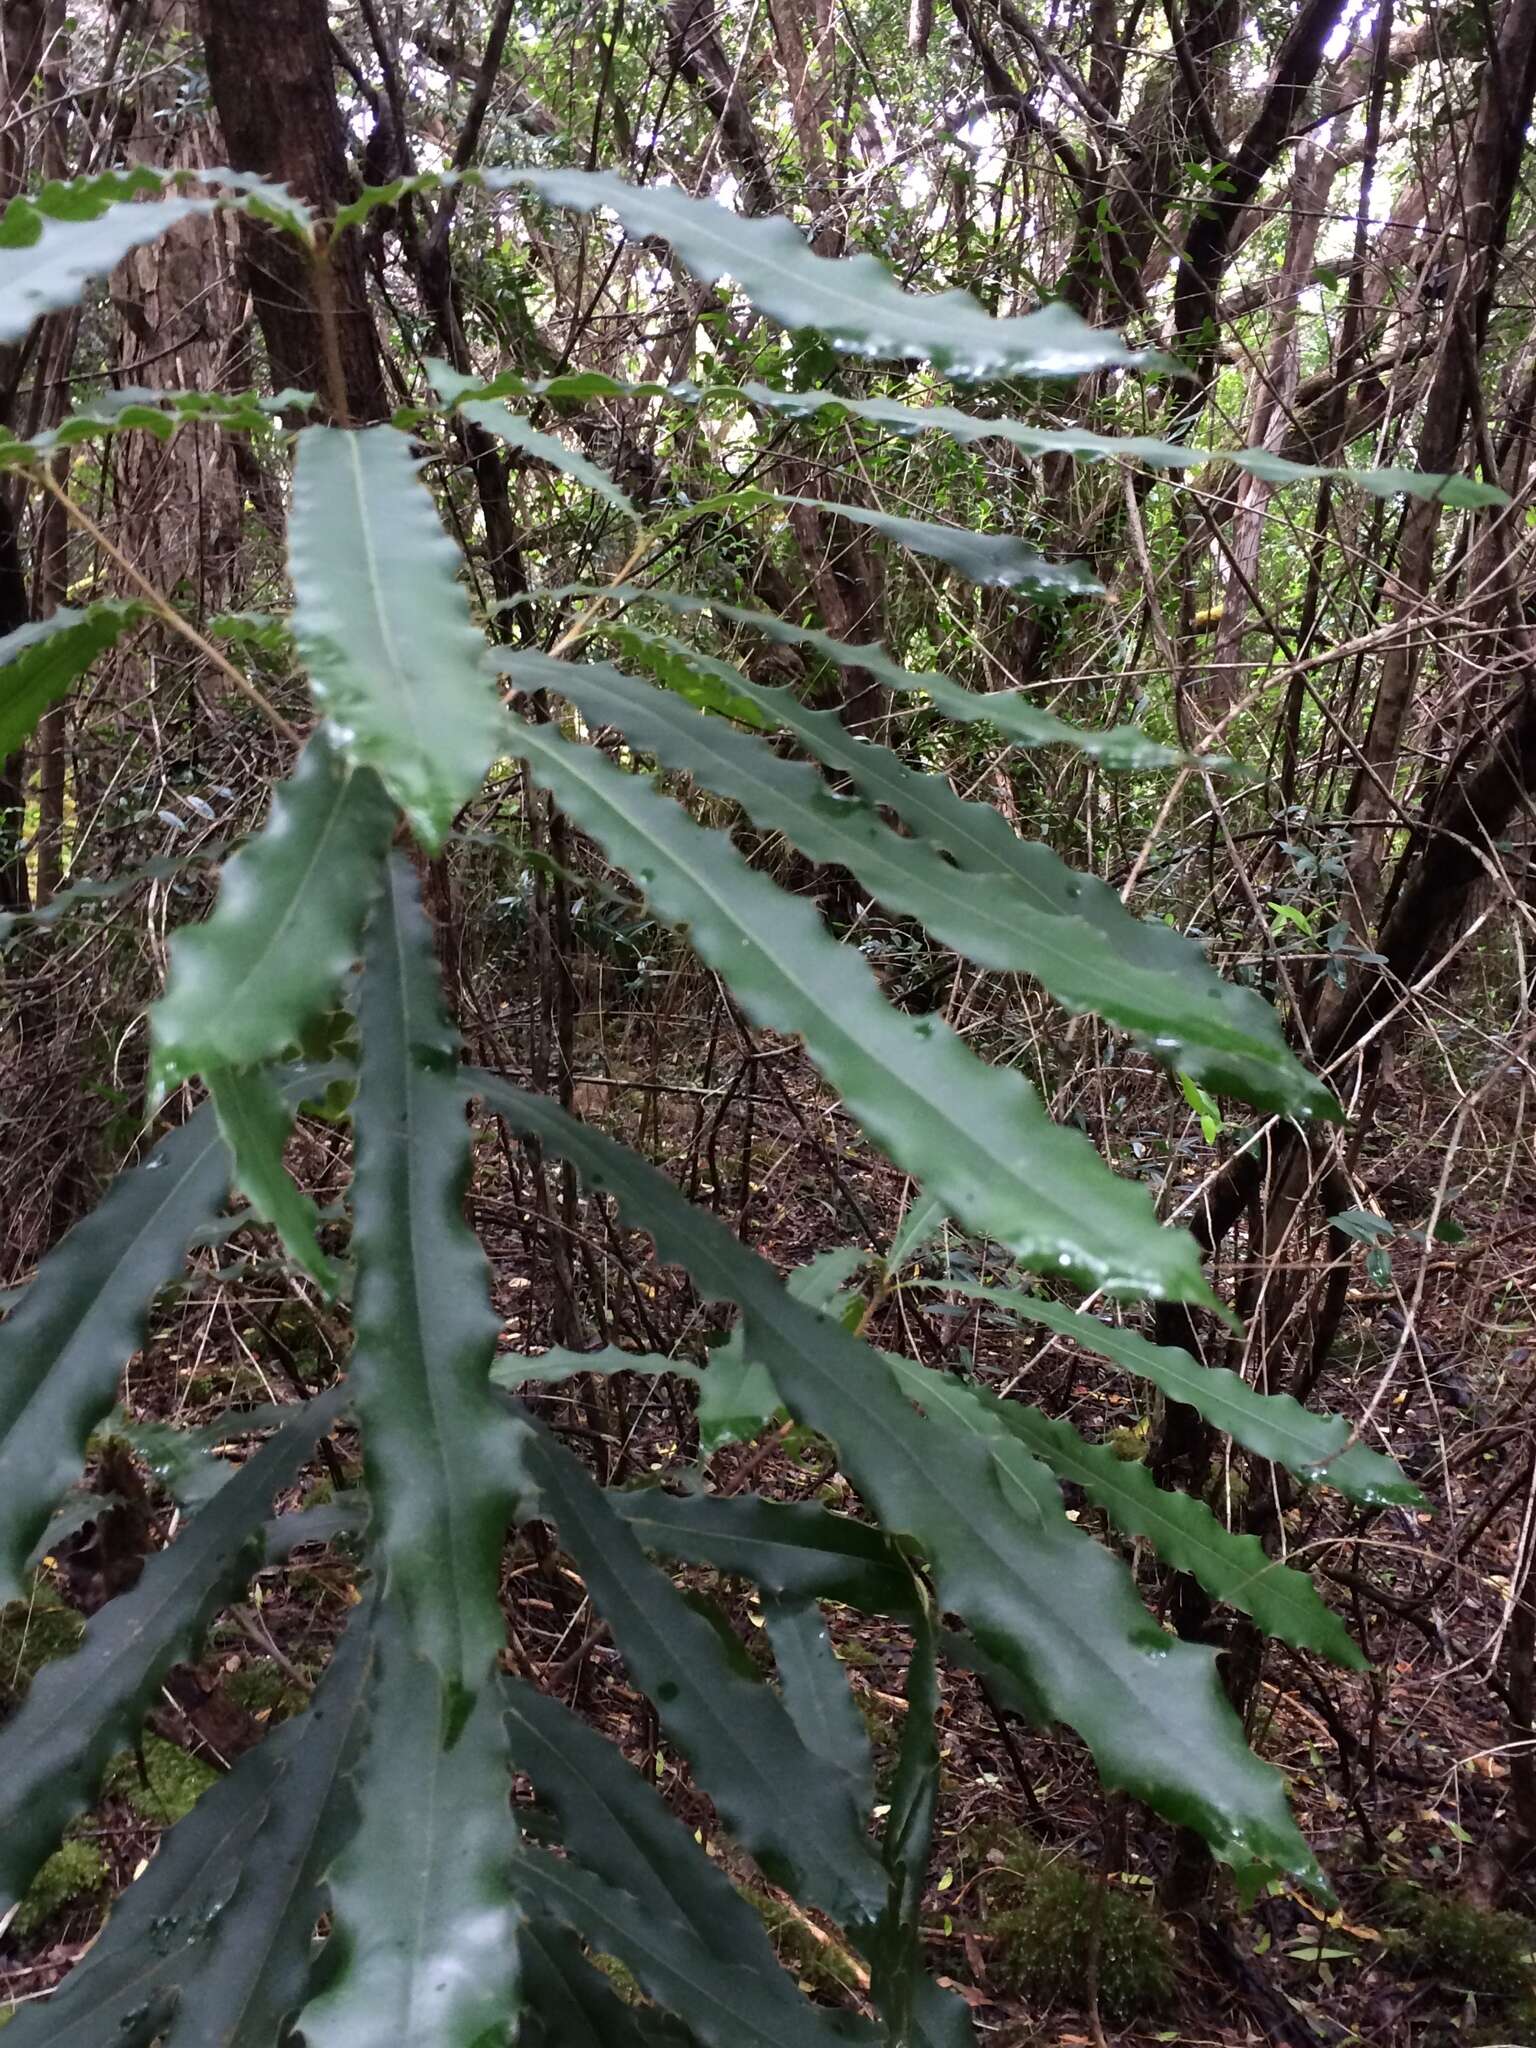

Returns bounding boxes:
[1388,1886,1536,2000]
[971,1830,1174,2023]
[0,1594,86,1707]
[104,1734,219,1824]
[11,1836,109,1936]
[751,1890,867,1997]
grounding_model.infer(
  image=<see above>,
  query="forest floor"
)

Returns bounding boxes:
[2,1008,1533,2048]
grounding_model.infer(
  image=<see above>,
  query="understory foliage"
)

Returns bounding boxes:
[0,156,1457,2048]
[6,0,1536,2028]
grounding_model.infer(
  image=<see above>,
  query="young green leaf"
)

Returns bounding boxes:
[289,424,507,850]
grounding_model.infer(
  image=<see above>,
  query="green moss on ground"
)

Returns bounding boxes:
[104,1734,219,1824]
[11,1837,109,1936]
[0,1594,85,1706]
[967,1826,1175,2023]
[1387,1884,1536,2000]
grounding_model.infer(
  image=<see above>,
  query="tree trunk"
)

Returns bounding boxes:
[203,0,389,423]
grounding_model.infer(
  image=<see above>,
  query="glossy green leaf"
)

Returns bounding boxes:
[150,729,394,1090]
[488,713,1215,1305]
[0,1105,230,1602]
[447,367,1504,509]
[470,1077,1324,1895]
[0,602,143,756]
[297,1599,521,2048]
[516,1414,887,1927]
[878,1350,1364,1667]
[0,1388,344,1912]
[485,168,1157,381]
[503,1677,808,1978]
[867,1610,949,2047]
[289,424,506,849]
[526,582,1185,770]
[207,1064,339,1295]
[928,1283,1423,1508]
[514,648,1334,1119]
[780,494,1100,593]
[351,859,523,1730]
[156,1601,374,2048]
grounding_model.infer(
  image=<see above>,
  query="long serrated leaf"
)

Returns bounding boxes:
[0,1105,230,1601]
[489,1344,704,1390]
[432,361,638,519]
[524,581,1184,770]
[150,729,394,1088]
[512,649,1333,1118]
[999,1400,1363,1667]
[448,368,1505,510]
[352,857,522,1726]
[517,1416,886,1928]
[780,494,1099,594]
[493,715,1212,1304]
[471,1078,1322,1894]
[930,1283,1421,1507]
[207,1064,339,1295]
[741,382,1508,509]
[484,168,1154,381]
[0,1387,344,1911]
[876,1349,1363,1667]
[868,1609,946,2048]
[297,1599,521,2048]
[0,602,144,755]
[290,425,507,850]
